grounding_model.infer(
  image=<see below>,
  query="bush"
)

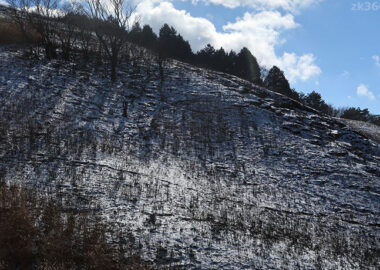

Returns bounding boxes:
[341,107,370,122]
[0,183,151,270]
[0,19,24,44]
[0,19,40,45]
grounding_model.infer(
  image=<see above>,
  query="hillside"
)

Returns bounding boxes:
[341,118,380,144]
[0,46,379,269]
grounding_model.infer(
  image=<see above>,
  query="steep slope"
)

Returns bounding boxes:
[0,46,379,269]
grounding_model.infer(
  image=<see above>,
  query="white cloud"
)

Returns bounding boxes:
[191,0,322,12]
[373,55,380,67]
[357,84,375,101]
[0,0,9,6]
[135,1,217,50]
[135,1,321,82]
[279,52,321,82]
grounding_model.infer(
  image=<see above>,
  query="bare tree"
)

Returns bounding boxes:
[6,0,37,45]
[32,0,61,58]
[76,15,95,61]
[83,0,133,81]
[60,2,96,62]
[6,0,61,58]
[56,4,79,60]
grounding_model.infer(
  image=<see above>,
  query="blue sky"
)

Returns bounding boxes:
[132,0,380,114]
[282,1,380,114]
[1,0,378,113]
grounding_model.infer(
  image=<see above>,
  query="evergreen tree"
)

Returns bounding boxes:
[226,50,238,75]
[304,91,323,110]
[341,107,370,121]
[302,91,332,113]
[157,24,193,62]
[235,47,262,84]
[129,22,142,45]
[264,66,292,96]
[213,47,228,72]
[157,24,177,60]
[196,44,215,67]
[141,25,157,49]
[174,34,193,62]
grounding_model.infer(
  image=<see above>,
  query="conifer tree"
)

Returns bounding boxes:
[141,25,157,49]
[235,47,262,85]
[264,66,291,95]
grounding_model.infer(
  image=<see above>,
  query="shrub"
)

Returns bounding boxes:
[0,19,23,44]
[0,19,40,45]
[0,183,151,270]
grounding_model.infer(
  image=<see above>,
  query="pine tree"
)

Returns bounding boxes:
[235,47,262,84]
[157,24,193,62]
[196,44,215,67]
[141,25,157,49]
[157,24,177,60]
[264,66,291,96]
[129,22,142,45]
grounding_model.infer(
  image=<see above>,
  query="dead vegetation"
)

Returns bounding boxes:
[0,18,40,44]
[0,183,151,270]
[340,118,380,144]
[0,39,379,269]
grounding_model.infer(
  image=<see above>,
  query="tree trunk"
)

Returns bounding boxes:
[111,55,117,82]
[45,42,57,59]
[62,45,70,60]
[159,58,164,82]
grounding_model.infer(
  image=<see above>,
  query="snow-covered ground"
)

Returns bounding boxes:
[340,118,380,144]
[0,46,379,269]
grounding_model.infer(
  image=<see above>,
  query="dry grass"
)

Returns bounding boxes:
[0,19,40,44]
[339,118,380,144]
[0,183,151,270]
